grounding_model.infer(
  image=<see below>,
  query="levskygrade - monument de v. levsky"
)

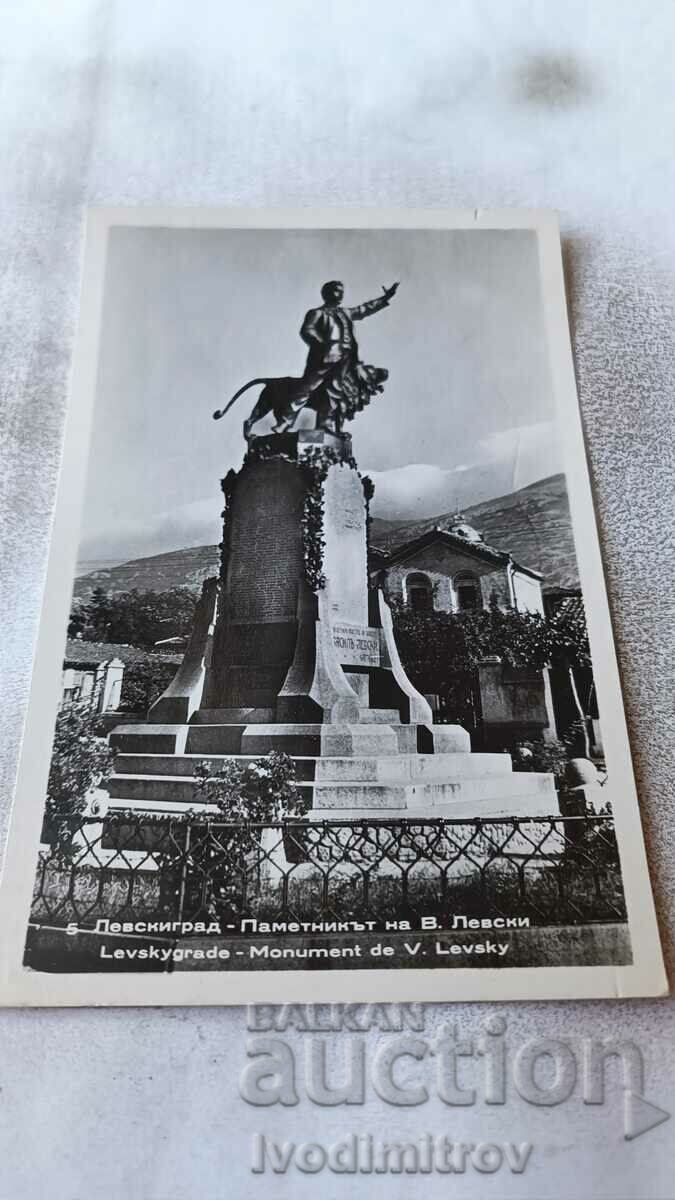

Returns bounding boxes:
[108,280,557,826]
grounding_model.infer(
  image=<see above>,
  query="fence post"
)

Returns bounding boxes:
[175,822,192,926]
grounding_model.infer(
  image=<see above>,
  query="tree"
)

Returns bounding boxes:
[44,705,115,850]
[69,586,110,639]
[546,603,593,756]
[70,587,197,650]
[389,599,592,740]
[119,660,179,713]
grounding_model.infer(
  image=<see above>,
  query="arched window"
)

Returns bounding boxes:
[405,572,433,613]
[454,571,481,612]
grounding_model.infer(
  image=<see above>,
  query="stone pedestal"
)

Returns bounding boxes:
[476,656,558,750]
[109,430,558,822]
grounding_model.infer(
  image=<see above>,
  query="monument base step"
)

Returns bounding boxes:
[106,719,556,821]
[307,771,556,819]
[113,751,513,784]
[109,720,473,758]
[107,765,556,820]
[191,708,276,724]
[111,721,421,757]
[357,708,401,723]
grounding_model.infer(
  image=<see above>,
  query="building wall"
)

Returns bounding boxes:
[512,570,545,615]
[381,544,511,613]
[60,659,125,712]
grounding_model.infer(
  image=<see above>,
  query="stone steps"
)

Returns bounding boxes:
[110,724,193,755]
[113,751,513,784]
[314,753,512,783]
[357,708,401,723]
[105,718,556,822]
[190,708,276,724]
[308,772,556,815]
[108,774,218,805]
[107,767,556,820]
[307,772,550,811]
[109,722,422,757]
[113,753,318,782]
[109,718,475,758]
[191,707,403,725]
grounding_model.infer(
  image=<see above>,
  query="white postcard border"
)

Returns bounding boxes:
[0,206,666,1005]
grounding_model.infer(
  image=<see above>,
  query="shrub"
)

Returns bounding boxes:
[44,705,115,852]
[512,738,571,785]
[193,752,308,820]
[119,659,178,713]
[170,754,310,920]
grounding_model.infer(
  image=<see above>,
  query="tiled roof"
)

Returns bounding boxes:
[371,527,543,580]
[551,595,585,625]
[64,640,183,667]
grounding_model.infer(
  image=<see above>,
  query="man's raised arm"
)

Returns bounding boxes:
[349,282,400,321]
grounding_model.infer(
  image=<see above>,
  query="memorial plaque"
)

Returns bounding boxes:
[322,463,369,626]
[331,622,380,667]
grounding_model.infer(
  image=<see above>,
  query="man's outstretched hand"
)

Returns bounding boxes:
[382,281,400,301]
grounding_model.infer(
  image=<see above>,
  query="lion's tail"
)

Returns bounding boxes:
[213,378,269,421]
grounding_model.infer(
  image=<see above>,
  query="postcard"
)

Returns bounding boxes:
[0,208,666,1004]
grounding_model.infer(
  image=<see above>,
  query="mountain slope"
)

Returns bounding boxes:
[72,545,220,600]
[371,473,579,589]
[73,473,579,599]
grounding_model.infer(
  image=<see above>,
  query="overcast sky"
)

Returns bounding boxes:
[78,225,561,565]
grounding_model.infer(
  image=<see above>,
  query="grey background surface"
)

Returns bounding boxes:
[1,2,674,1197]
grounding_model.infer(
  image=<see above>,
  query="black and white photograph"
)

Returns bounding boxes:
[5,6,675,1197]
[0,208,665,1004]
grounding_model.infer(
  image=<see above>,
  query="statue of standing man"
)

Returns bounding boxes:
[214,280,399,438]
[279,279,399,432]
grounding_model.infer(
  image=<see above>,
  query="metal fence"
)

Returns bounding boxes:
[30,812,627,933]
